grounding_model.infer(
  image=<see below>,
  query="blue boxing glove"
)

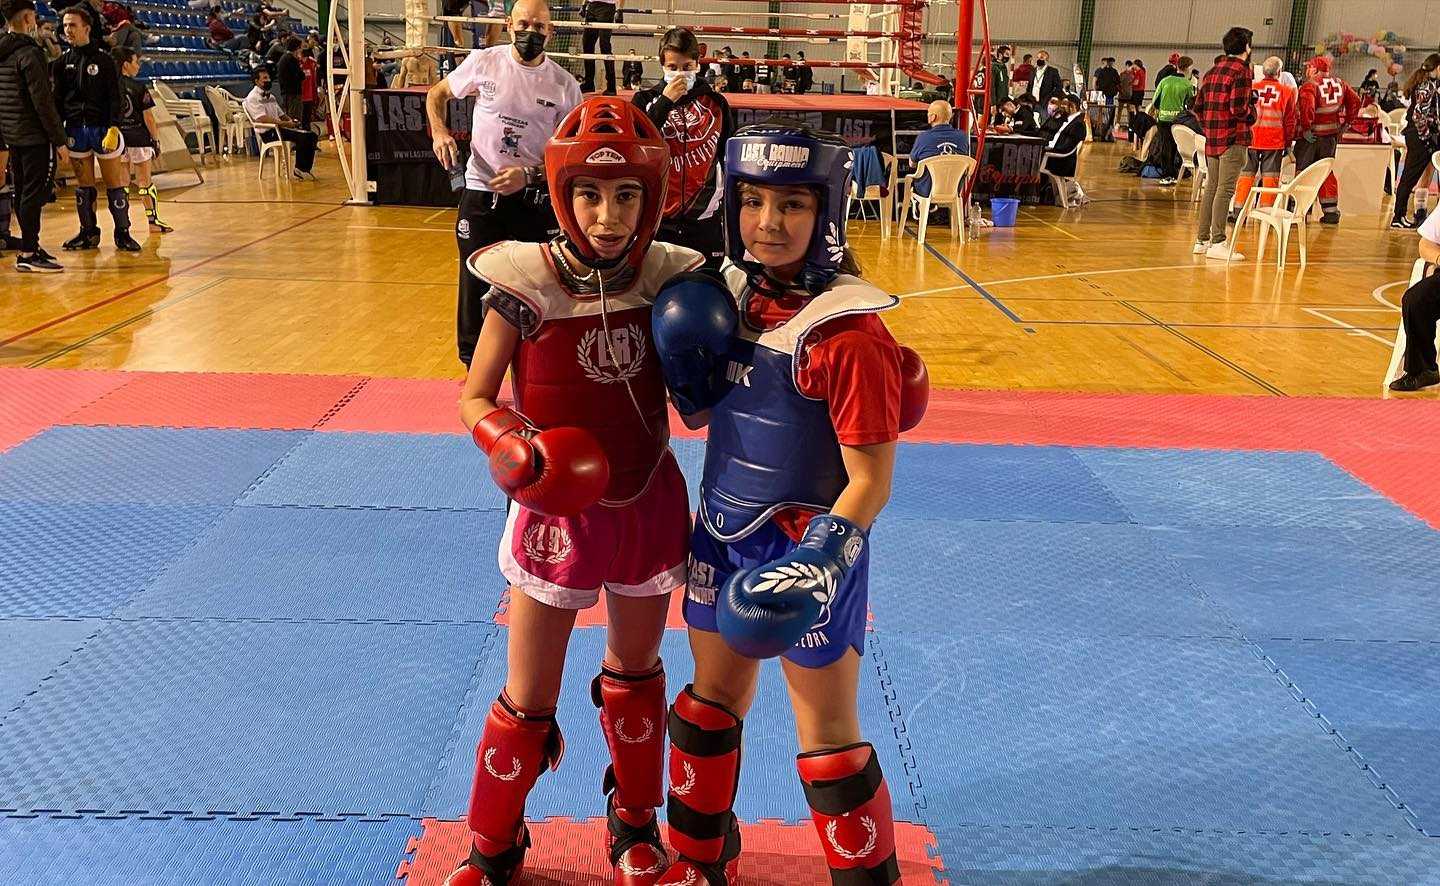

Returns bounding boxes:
[717,514,867,659]
[651,271,737,416]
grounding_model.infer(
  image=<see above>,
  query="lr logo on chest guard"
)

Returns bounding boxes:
[522,523,573,565]
[577,325,646,383]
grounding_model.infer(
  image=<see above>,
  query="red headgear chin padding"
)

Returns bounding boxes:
[545,97,671,271]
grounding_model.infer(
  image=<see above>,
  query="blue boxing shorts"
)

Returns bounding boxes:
[66,124,124,160]
[684,518,870,668]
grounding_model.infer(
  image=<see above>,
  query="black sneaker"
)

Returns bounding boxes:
[63,229,101,250]
[16,251,64,273]
[1389,370,1440,392]
[114,232,143,252]
[1392,217,1421,229]
[0,234,23,252]
[1321,211,1341,225]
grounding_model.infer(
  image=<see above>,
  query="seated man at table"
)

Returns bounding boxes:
[910,100,970,199]
[1008,95,1042,135]
[1389,212,1440,392]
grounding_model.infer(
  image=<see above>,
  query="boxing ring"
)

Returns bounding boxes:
[325,0,989,205]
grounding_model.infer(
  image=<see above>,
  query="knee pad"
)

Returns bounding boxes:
[665,685,742,866]
[798,743,899,884]
[464,693,563,856]
[592,661,666,813]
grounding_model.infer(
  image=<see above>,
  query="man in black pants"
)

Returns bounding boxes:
[242,66,319,178]
[425,0,581,367]
[1391,214,1440,392]
[0,0,68,271]
[579,0,618,94]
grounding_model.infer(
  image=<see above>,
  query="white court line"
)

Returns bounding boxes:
[899,264,1417,299]
[423,208,451,223]
[1372,279,1408,311]
[1300,308,1394,346]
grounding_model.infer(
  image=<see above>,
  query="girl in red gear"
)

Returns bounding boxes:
[649,123,928,885]
[449,97,704,886]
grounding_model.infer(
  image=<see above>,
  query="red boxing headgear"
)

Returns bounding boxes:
[544,97,670,271]
[1307,56,1331,74]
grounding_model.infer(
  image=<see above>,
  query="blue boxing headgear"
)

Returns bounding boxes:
[723,122,853,294]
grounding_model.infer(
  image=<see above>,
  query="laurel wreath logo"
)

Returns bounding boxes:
[617,853,667,876]
[752,562,834,604]
[484,747,522,782]
[825,815,878,861]
[522,523,573,565]
[671,761,696,797]
[576,325,646,384]
[825,221,846,264]
[614,717,654,744]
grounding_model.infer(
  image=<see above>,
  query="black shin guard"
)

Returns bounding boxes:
[76,186,98,232]
[106,187,131,233]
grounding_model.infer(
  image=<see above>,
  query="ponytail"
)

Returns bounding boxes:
[1402,53,1440,98]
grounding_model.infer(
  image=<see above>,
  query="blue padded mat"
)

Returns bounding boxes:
[0,501,223,618]
[877,630,1418,835]
[1259,639,1440,837]
[118,505,508,623]
[670,437,704,504]
[241,432,507,511]
[422,626,919,824]
[0,814,418,886]
[0,619,496,816]
[0,426,306,506]
[0,619,97,718]
[933,824,1440,884]
[1151,526,1440,642]
[887,445,1130,524]
[867,518,1232,639]
[1073,448,1421,530]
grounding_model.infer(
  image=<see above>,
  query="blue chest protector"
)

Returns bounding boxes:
[698,264,899,542]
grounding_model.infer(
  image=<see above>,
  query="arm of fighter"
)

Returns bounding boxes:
[460,302,611,516]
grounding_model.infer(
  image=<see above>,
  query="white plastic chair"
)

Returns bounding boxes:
[850,151,897,239]
[1227,157,1333,268]
[242,105,293,182]
[1041,142,1086,208]
[900,154,977,245]
[1170,125,1207,201]
[152,79,216,160]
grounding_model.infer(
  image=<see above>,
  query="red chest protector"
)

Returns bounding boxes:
[473,240,704,505]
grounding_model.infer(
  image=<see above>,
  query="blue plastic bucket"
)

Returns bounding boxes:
[990,197,1020,227]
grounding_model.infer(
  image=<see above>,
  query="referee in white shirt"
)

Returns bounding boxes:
[426,0,581,367]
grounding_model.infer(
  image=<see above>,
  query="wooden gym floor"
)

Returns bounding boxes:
[1,141,1425,399]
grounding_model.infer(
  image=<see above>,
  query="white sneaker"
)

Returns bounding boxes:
[1205,243,1243,261]
[1192,241,1209,254]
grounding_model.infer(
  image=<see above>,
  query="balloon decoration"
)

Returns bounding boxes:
[1315,31,1408,72]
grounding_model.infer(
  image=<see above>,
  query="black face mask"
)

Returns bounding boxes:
[513,29,545,62]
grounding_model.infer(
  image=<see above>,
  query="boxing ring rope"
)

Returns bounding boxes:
[327,0,970,205]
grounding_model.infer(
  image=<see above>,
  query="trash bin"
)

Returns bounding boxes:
[990,197,1019,227]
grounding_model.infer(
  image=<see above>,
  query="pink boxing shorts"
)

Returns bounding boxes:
[498,449,690,609]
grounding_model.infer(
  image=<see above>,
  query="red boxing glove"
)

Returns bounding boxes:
[898,346,929,433]
[472,407,611,517]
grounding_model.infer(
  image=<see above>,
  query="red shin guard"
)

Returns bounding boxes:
[798,743,900,885]
[593,661,667,814]
[665,685,743,867]
[464,693,564,858]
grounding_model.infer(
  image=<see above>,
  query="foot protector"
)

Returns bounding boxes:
[607,797,668,885]
[463,693,564,858]
[798,742,900,885]
[441,828,530,886]
[666,685,743,866]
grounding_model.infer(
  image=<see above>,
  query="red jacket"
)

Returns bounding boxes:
[1298,76,1361,139]
[1250,76,1297,150]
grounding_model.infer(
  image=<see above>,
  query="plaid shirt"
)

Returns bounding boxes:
[1195,56,1255,157]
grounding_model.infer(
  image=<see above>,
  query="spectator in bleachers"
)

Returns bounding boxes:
[263,27,288,67]
[242,65,317,178]
[207,6,246,52]
[0,0,69,271]
[275,33,302,119]
[245,13,264,52]
[257,0,284,29]
[112,46,171,233]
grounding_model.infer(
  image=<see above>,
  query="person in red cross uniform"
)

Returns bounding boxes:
[1234,56,1297,212]
[1296,56,1361,224]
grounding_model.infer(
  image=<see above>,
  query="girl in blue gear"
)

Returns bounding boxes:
[650,121,927,885]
